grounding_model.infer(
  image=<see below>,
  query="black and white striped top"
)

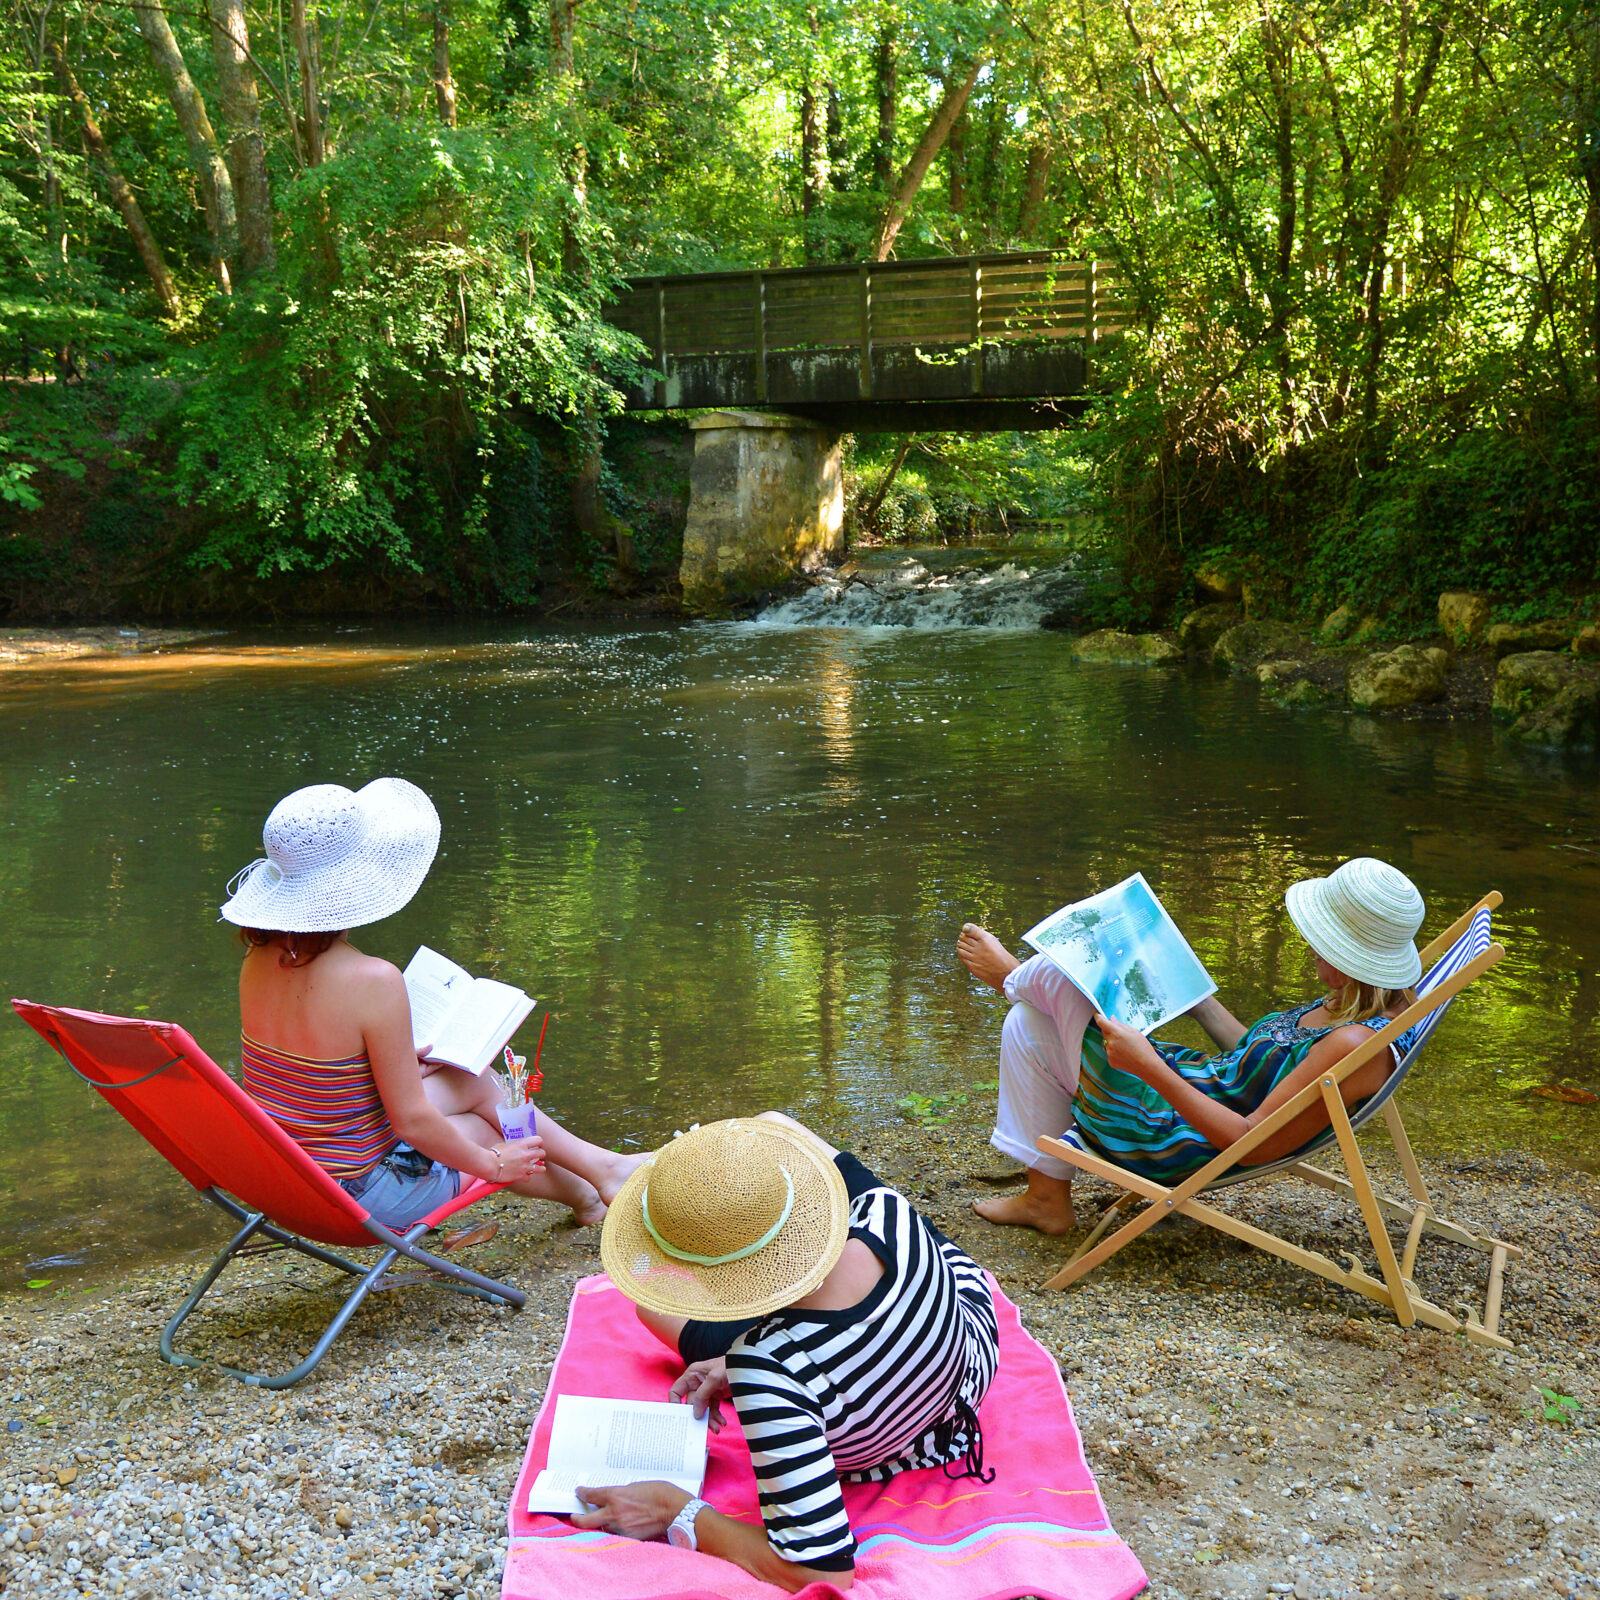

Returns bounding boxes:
[725,1161,999,1572]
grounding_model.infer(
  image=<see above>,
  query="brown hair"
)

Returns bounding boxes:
[1322,978,1416,1026]
[240,928,343,968]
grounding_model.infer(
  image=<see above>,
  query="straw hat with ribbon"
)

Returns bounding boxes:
[220,779,441,934]
[601,1119,852,1320]
[1285,856,1425,990]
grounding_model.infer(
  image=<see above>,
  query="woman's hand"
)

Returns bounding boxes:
[669,1358,731,1432]
[416,1044,446,1080]
[490,1135,546,1183]
[1093,1011,1165,1084]
[570,1482,689,1540]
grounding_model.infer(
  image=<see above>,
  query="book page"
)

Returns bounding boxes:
[427,978,534,1075]
[527,1397,708,1515]
[402,946,474,1051]
[1022,872,1216,1035]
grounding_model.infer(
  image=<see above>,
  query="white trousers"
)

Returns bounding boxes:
[990,954,1094,1183]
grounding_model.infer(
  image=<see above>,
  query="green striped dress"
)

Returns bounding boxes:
[1066,1000,1415,1182]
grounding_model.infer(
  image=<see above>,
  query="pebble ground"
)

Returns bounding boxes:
[1,1118,1594,1600]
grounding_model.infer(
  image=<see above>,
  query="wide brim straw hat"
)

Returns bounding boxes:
[601,1118,852,1321]
[1285,856,1425,990]
[219,778,441,934]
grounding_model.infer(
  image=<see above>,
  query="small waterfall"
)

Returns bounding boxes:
[752,549,1085,631]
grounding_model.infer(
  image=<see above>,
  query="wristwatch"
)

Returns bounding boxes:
[667,1497,709,1552]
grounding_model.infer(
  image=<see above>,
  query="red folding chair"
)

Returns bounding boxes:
[12,1000,525,1389]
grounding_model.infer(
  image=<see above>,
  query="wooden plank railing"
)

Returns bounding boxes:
[606,253,1127,374]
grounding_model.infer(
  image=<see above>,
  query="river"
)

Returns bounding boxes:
[2,575,1597,1283]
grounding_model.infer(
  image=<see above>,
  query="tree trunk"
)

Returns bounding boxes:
[550,0,583,275]
[432,0,458,126]
[133,0,237,287]
[208,0,275,277]
[1261,2,1295,424]
[826,82,847,191]
[871,51,987,261]
[49,42,179,313]
[1577,19,1600,443]
[1018,135,1051,239]
[800,10,823,262]
[947,97,968,216]
[289,0,326,165]
[873,24,896,190]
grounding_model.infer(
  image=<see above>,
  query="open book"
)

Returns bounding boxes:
[402,946,536,1075]
[1022,872,1216,1035]
[527,1396,709,1516]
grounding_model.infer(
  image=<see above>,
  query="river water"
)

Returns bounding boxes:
[2,569,1598,1282]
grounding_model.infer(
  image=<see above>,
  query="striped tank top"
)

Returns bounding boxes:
[241,1034,397,1179]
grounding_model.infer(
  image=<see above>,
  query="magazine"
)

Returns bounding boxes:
[527,1396,709,1516]
[402,946,536,1075]
[1022,873,1215,1035]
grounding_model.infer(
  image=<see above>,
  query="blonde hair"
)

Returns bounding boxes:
[1322,978,1415,1026]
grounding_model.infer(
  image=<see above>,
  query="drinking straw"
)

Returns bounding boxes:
[528,1013,550,1098]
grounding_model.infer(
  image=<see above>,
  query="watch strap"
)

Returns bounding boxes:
[669,1496,708,1551]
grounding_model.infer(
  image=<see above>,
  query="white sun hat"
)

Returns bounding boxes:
[220,779,441,933]
[1284,857,1425,989]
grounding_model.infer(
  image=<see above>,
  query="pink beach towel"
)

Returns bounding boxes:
[504,1274,1147,1600]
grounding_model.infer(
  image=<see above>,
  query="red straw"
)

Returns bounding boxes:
[528,1012,550,1098]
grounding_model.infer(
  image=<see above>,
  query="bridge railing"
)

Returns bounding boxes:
[605,253,1127,410]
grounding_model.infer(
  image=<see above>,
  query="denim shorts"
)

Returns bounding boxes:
[340,1143,462,1228]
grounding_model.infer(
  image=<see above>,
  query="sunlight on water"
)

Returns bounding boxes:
[1,620,1597,1284]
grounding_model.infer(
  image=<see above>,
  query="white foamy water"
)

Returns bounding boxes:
[752,552,1084,631]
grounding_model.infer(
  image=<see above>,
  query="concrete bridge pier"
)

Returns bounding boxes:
[679,410,843,615]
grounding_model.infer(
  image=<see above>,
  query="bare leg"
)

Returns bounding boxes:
[957,923,1021,992]
[425,1070,610,1225]
[754,1110,839,1158]
[973,1168,1075,1234]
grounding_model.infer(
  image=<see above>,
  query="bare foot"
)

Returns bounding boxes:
[972,1181,1075,1235]
[957,923,1022,992]
[569,1191,608,1227]
[596,1151,647,1206]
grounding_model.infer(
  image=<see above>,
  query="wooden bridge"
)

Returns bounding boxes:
[604,252,1126,432]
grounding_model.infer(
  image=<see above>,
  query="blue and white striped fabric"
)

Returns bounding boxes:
[1396,906,1494,1065]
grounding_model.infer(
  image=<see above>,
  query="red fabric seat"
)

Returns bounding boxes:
[11,999,521,1388]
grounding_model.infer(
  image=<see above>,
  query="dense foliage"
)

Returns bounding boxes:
[0,0,1596,616]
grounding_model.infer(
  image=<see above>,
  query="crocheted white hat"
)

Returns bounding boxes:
[220,779,440,933]
[1285,857,1424,989]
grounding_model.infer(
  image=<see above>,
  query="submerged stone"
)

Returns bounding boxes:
[1348,645,1448,710]
[1069,629,1181,666]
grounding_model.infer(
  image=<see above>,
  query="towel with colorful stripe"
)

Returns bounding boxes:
[502,1273,1146,1600]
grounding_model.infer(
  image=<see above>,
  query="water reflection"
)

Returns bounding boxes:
[0,624,1597,1284]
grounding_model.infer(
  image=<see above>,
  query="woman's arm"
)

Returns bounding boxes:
[1186,996,1248,1051]
[569,1486,851,1593]
[358,963,541,1183]
[1093,1014,1396,1166]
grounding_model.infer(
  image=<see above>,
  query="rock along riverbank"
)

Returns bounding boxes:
[1,1116,1595,1600]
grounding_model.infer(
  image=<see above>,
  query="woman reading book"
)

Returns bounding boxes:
[957,857,1425,1235]
[222,778,642,1227]
[571,1113,999,1593]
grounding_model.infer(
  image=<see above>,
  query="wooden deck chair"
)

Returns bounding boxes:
[12,1000,526,1388]
[1035,893,1521,1349]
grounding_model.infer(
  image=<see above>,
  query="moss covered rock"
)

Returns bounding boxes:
[1320,605,1360,642]
[1069,629,1182,666]
[1177,603,1240,653]
[1493,651,1579,716]
[1485,620,1572,658]
[1274,679,1335,709]
[1437,591,1490,643]
[1573,624,1600,659]
[1212,621,1307,672]
[1348,645,1448,710]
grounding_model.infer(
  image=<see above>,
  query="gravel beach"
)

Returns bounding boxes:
[1,1116,1595,1600]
